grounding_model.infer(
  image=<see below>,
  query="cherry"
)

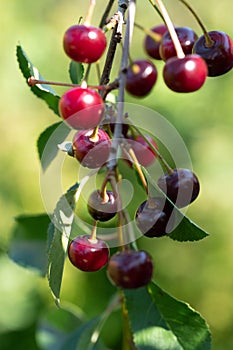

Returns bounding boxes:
[68,235,109,272]
[135,197,174,237]
[72,128,111,168]
[124,135,158,167]
[63,25,107,63]
[107,250,153,289]
[157,168,200,208]
[59,87,104,129]
[159,27,198,61]
[125,59,158,97]
[193,31,233,76]
[163,54,208,93]
[144,24,167,60]
[87,190,118,221]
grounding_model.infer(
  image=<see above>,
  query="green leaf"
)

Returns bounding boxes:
[8,213,50,275]
[47,183,79,304]
[36,303,84,350]
[16,44,60,116]
[69,60,84,84]
[124,282,211,350]
[37,122,71,170]
[142,168,209,242]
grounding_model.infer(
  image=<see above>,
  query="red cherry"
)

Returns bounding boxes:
[63,25,107,63]
[59,87,104,129]
[87,190,118,221]
[68,235,109,272]
[159,27,198,61]
[144,24,167,60]
[72,128,111,168]
[126,59,158,97]
[163,54,208,93]
[107,250,153,289]
[125,135,158,167]
[193,31,233,76]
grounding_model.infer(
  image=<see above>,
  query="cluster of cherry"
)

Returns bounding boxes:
[53,2,232,290]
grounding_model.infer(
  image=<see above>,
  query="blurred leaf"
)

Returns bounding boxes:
[47,183,79,304]
[69,61,84,84]
[36,304,84,350]
[16,44,60,115]
[8,214,50,275]
[124,282,211,350]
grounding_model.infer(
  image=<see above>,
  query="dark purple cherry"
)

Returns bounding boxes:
[126,59,158,97]
[193,30,233,76]
[87,190,118,221]
[157,168,200,208]
[107,250,153,289]
[163,54,208,93]
[144,24,167,60]
[63,25,107,63]
[68,235,109,272]
[135,197,174,237]
[72,128,111,168]
[159,27,198,61]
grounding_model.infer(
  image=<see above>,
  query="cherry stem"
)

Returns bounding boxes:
[126,146,149,194]
[89,219,98,241]
[147,0,164,21]
[155,0,185,59]
[178,0,213,47]
[84,0,96,26]
[107,0,136,171]
[134,22,162,42]
[89,126,99,142]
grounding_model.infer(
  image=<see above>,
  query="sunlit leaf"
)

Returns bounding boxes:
[16,44,60,115]
[124,282,211,350]
[47,183,79,304]
[69,61,84,84]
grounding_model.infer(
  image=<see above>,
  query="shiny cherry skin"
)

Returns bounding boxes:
[63,25,107,63]
[87,190,118,221]
[193,30,233,76]
[159,27,198,61]
[157,168,200,208]
[68,235,109,272]
[107,250,153,289]
[163,54,208,93]
[59,87,104,129]
[72,128,111,168]
[125,135,158,167]
[136,197,174,237]
[126,59,158,97]
[144,24,167,60]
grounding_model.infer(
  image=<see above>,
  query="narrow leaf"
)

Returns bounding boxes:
[37,122,62,161]
[8,213,50,275]
[124,282,211,350]
[69,60,84,84]
[16,44,60,115]
[47,183,79,303]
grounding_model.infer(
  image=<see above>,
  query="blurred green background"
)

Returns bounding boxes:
[1,0,233,349]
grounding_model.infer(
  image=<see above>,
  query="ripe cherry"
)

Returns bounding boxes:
[193,31,233,76]
[59,87,104,129]
[63,25,107,63]
[72,128,111,168]
[68,235,109,272]
[125,135,158,167]
[144,24,167,60]
[126,59,158,97]
[107,250,153,289]
[159,27,198,61]
[157,168,200,208]
[163,54,208,93]
[87,190,118,221]
[136,197,174,237]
